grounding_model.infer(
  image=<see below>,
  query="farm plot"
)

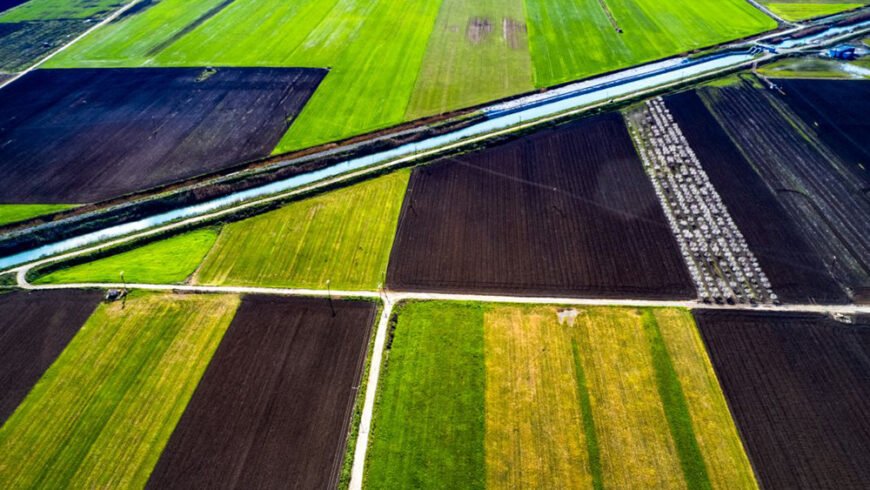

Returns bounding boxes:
[34,228,218,285]
[763,1,865,21]
[524,0,775,88]
[404,0,534,119]
[0,67,325,203]
[46,0,777,153]
[0,0,130,72]
[366,302,756,488]
[0,292,239,489]
[775,79,870,183]
[194,171,408,290]
[664,90,848,304]
[48,0,444,152]
[695,310,870,489]
[0,203,75,227]
[147,295,375,489]
[387,113,694,298]
[695,81,869,301]
[0,290,101,424]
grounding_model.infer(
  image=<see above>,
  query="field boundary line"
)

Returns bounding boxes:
[12,276,870,314]
[348,292,394,490]
[0,0,146,91]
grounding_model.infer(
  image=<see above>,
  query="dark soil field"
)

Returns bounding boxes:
[665,90,848,304]
[697,82,869,301]
[0,0,27,14]
[387,112,695,298]
[695,310,870,489]
[0,67,325,203]
[775,79,870,184]
[0,289,101,424]
[147,295,376,490]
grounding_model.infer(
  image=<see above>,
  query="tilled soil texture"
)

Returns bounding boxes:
[775,79,869,184]
[147,295,376,490]
[387,112,695,299]
[665,91,847,304]
[695,310,870,489]
[0,289,101,424]
[0,67,326,203]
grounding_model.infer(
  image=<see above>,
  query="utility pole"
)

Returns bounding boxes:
[327,279,336,317]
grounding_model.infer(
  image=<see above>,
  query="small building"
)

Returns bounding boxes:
[828,44,857,60]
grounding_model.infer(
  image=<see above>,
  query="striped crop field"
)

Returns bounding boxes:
[193,170,409,290]
[0,292,239,489]
[365,302,757,489]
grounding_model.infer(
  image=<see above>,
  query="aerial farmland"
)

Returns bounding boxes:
[0,0,868,488]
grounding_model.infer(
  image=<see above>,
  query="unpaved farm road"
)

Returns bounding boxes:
[0,0,146,91]
[12,270,869,490]
[15,270,869,315]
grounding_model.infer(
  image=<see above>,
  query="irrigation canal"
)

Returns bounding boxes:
[1,18,868,272]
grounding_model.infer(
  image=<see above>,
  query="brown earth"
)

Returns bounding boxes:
[0,289,101,424]
[466,16,493,44]
[696,310,870,489]
[386,112,695,299]
[146,295,376,490]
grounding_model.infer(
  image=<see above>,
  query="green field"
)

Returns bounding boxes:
[0,0,126,22]
[34,229,218,285]
[45,0,775,151]
[404,0,534,120]
[525,0,775,87]
[765,2,864,20]
[366,302,757,489]
[364,302,486,489]
[0,204,75,227]
[193,171,409,290]
[0,292,239,489]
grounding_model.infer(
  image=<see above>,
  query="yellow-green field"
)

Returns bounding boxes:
[0,292,239,488]
[366,302,757,489]
[193,171,409,290]
[764,1,864,21]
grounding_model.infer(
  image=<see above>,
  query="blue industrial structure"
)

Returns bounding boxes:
[828,44,857,60]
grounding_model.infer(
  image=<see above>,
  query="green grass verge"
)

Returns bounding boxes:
[194,171,409,290]
[364,301,486,489]
[33,228,218,285]
[0,0,127,22]
[641,310,712,490]
[525,0,775,87]
[0,292,240,488]
[404,0,534,120]
[0,204,75,227]
[765,2,863,21]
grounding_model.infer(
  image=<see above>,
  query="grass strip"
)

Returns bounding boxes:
[34,228,218,285]
[641,309,712,490]
[571,339,603,490]
[0,204,75,227]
